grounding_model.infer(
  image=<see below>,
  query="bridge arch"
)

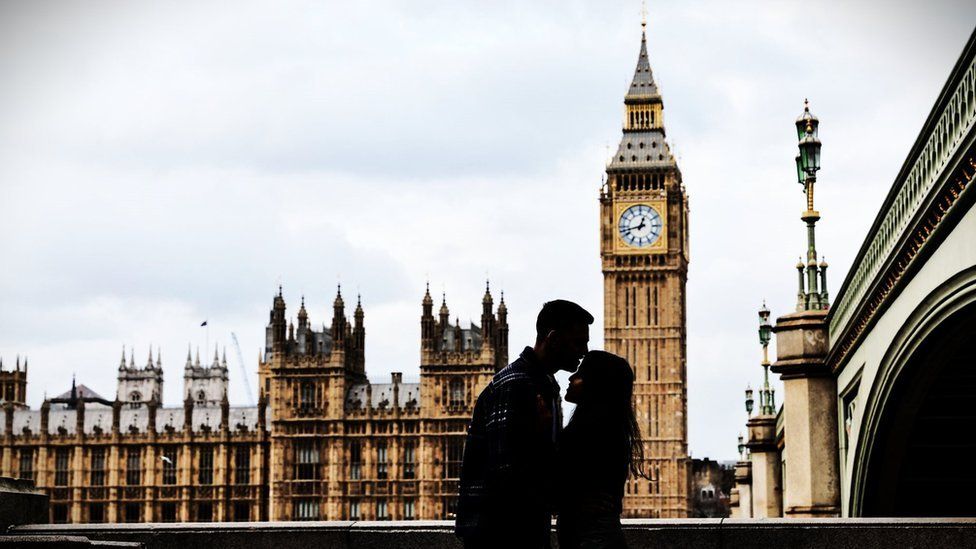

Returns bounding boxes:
[852,265,976,516]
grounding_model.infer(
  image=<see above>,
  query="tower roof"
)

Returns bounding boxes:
[625,31,660,102]
[608,27,675,172]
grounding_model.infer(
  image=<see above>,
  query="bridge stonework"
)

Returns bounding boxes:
[734,28,976,519]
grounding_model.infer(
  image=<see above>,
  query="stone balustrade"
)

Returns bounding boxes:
[7,518,976,549]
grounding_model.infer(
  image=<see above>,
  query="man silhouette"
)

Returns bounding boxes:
[456,300,593,549]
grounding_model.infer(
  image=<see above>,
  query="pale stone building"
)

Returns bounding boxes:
[0,284,506,524]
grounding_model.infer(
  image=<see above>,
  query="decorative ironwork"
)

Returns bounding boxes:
[830,53,976,342]
[829,154,974,369]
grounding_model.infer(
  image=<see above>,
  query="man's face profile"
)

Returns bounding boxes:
[548,323,589,373]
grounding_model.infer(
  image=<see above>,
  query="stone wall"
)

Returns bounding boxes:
[11,518,976,549]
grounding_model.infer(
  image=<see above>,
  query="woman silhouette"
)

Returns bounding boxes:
[557,351,645,549]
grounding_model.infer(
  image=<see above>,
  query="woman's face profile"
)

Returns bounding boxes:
[566,369,584,404]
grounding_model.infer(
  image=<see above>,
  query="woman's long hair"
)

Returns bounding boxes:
[568,350,647,479]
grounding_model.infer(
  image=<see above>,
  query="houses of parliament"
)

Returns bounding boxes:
[0,23,692,523]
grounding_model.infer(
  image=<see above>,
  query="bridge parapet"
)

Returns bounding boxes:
[10,519,976,549]
[828,32,976,367]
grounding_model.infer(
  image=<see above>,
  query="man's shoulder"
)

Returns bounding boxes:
[491,357,534,389]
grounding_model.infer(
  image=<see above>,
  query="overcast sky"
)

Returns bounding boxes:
[1,1,973,461]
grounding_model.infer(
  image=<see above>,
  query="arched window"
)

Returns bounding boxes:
[300,382,315,411]
[129,391,141,402]
[449,378,464,407]
[197,390,206,403]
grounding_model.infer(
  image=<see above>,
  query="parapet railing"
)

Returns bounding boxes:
[11,518,976,549]
[828,31,976,345]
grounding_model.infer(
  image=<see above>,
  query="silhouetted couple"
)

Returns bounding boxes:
[456,300,645,549]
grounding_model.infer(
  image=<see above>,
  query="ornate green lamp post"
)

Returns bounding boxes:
[795,100,828,311]
[758,301,776,415]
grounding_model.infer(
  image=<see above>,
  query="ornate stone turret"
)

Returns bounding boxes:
[297,296,309,330]
[184,344,229,408]
[331,285,347,347]
[269,286,287,353]
[0,354,28,407]
[117,346,164,408]
[257,390,267,430]
[421,283,436,352]
[220,391,230,432]
[353,295,365,356]
[480,281,495,350]
[420,282,510,426]
[453,318,462,352]
[496,292,509,370]
[438,293,450,330]
[183,393,194,432]
[147,396,158,435]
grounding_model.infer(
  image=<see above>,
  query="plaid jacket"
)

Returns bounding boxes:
[455,347,562,547]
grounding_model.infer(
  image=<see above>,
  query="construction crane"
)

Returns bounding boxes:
[230,332,256,406]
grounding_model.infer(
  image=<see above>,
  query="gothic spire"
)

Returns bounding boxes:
[609,18,674,172]
[334,283,345,309]
[626,24,659,102]
[439,292,450,329]
[298,295,308,325]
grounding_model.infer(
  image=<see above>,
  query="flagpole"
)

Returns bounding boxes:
[202,319,210,364]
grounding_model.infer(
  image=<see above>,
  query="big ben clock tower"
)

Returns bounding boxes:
[600,21,691,518]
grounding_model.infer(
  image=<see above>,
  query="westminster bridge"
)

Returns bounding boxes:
[732,28,976,521]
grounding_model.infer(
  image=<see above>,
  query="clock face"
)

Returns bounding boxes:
[618,204,663,248]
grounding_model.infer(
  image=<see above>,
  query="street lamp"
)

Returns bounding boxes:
[758,301,776,415]
[758,302,772,348]
[745,386,754,416]
[795,98,819,139]
[737,433,745,459]
[796,99,821,175]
